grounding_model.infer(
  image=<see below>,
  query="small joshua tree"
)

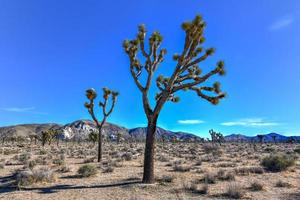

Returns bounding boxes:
[40,130,53,147]
[257,134,264,143]
[209,129,224,145]
[123,15,226,183]
[88,130,98,146]
[84,87,118,162]
[271,135,277,143]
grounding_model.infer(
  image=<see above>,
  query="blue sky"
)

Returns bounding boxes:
[0,0,299,137]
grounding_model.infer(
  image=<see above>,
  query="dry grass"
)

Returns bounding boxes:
[0,142,299,200]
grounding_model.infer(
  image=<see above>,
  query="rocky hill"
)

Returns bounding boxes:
[225,133,300,142]
[0,120,202,142]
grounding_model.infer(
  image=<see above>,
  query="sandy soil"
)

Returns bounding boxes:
[0,142,299,200]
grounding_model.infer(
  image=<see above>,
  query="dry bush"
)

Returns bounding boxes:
[202,172,217,184]
[17,153,31,164]
[158,175,175,183]
[52,158,65,166]
[122,152,133,161]
[275,180,291,187]
[16,168,55,187]
[250,181,264,191]
[156,154,170,162]
[234,166,264,175]
[173,164,191,172]
[261,153,296,172]
[0,162,4,169]
[217,169,235,181]
[57,165,72,173]
[83,157,95,163]
[225,182,243,199]
[102,165,114,173]
[77,164,98,177]
[189,183,208,194]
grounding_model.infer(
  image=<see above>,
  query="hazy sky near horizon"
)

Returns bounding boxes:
[0,0,299,137]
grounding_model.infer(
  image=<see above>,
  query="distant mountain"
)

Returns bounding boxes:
[0,120,202,142]
[0,123,62,139]
[1,120,299,143]
[129,127,202,141]
[225,132,300,142]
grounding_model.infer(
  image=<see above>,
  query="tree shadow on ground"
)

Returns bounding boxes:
[0,180,141,194]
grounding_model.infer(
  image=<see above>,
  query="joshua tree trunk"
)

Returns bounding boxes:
[97,119,106,162]
[97,127,102,162]
[143,116,158,183]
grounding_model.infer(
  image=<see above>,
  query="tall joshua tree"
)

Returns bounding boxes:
[123,15,226,183]
[84,87,118,162]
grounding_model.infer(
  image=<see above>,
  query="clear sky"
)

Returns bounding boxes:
[0,0,299,137]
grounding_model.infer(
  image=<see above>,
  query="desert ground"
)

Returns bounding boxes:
[0,142,299,200]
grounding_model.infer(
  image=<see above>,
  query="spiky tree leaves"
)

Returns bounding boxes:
[209,129,224,145]
[84,87,118,162]
[123,15,227,183]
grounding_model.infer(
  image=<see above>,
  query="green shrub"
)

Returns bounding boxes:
[261,153,296,172]
[77,164,97,177]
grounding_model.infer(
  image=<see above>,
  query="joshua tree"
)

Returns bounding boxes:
[257,134,264,143]
[209,129,224,145]
[84,87,118,162]
[116,132,122,144]
[123,15,226,183]
[88,130,98,146]
[40,130,53,147]
[51,129,61,146]
[271,135,277,143]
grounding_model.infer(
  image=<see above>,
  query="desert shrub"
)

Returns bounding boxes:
[173,164,191,172]
[202,172,217,184]
[250,181,264,191]
[39,149,47,155]
[52,158,65,166]
[0,162,4,169]
[83,157,95,163]
[189,183,208,194]
[234,166,264,175]
[18,153,31,164]
[202,143,222,156]
[16,168,55,187]
[264,147,275,152]
[217,162,236,168]
[217,169,235,181]
[225,182,243,199]
[294,147,300,154]
[159,175,175,183]
[122,152,133,161]
[261,153,296,172]
[194,160,202,166]
[102,166,114,173]
[157,154,170,162]
[57,165,72,173]
[77,164,97,177]
[275,180,291,187]
[26,160,37,170]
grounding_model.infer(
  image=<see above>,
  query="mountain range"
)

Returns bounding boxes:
[0,120,202,142]
[0,120,299,142]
